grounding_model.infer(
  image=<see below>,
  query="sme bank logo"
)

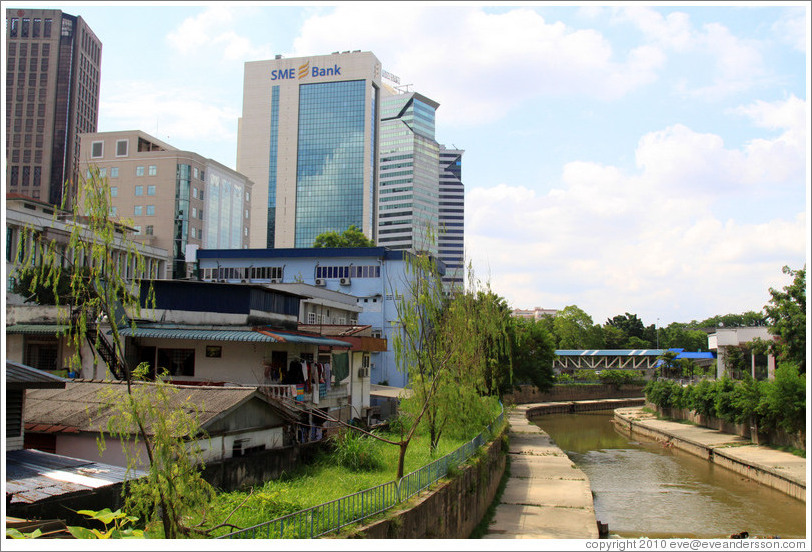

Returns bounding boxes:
[270,60,342,81]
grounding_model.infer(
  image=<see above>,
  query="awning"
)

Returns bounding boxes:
[5,324,69,335]
[114,326,350,347]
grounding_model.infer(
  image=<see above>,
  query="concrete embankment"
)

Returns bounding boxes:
[484,403,601,539]
[614,407,806,502]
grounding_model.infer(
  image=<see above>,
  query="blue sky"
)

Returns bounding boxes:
[13,1,809,328]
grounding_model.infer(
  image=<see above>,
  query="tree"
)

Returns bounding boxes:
[553,305,604,349]
[15,168,223,538]
[605,313,646,344]
[764,265,806,372]
[312,225,376,248]
[510,317,556,392]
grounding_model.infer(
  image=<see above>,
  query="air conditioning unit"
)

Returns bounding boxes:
[339,277,351,286]
[357,367,369,378]
[269,278,281,284]
[314,278,326,286]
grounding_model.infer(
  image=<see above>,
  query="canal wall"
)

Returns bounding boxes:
[505,384,644,404]
[614,407,806,502]
[525,398,645,417]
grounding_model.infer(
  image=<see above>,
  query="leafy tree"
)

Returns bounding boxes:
[601,324,627,349]
[312,225,376,248]
[756,362,806,433]
[605,313,646,343]
[553,305,604,349]
[510,317,556,392]
[764,265,806,372]
[655,350,680,379]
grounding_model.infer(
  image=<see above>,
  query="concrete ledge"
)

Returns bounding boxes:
[614,407,806,502]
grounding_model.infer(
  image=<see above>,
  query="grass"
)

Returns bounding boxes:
[168,428,480,538]
[468,452,510,539]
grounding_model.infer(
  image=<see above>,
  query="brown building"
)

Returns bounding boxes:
[5,8,101,208]
[78,130,253,279]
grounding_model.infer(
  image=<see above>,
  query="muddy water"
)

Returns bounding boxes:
[531,410,807,539]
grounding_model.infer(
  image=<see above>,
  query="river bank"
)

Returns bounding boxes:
[613,406,806,502]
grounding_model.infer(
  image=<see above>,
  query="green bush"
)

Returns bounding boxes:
[328,428,384,472]
[644,379,684,409]
[554,373,574,384]
[757,363,806,433]
[574,369,599,381]
[598,369,644,386]
[713,377,738,423]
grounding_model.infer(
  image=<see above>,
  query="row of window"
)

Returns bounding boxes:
[7,166,42,187]
[315,265,381,279]
[7,17,53,38]
[201,266,283,281]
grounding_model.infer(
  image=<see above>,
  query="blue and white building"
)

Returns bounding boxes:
[196,247,443,388]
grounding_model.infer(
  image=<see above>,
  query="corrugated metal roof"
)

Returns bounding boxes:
[114,326,350,347]
[24,381,264,436]
[5,324,70,335]
[556,349,667,357]
[6,449,141,505]
[5,361,68,389]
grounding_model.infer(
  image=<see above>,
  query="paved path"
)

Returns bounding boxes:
[615,407,806,501]
[484,405,599,539]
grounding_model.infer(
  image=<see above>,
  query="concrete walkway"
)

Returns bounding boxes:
[615,406,806,501]
[484,405,599,539]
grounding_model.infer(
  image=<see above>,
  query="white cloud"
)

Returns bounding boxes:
[166,6,273,61]
[465,113,808,324]
[291,5,665,125]
[771,8,808,53]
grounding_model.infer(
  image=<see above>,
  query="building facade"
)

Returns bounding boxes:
[5,8,101,208]
[196,247,440,389]
[377,89,441,255]
[237,51,382,249]
[78,130,253,279]
[438,146,464,291]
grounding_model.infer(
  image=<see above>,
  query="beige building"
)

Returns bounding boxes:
[5,8,101,208]
[512,307,559,321]
[237,51,382,248]
[78,130,253,278]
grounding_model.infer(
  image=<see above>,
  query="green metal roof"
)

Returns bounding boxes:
[114,327,349,347]
[5,324,69,335]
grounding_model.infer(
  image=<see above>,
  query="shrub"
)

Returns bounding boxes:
[329,428,384,472]
[574,369,599,381]
[645,379,684,409]
[757,363,806,433]
[598,369,644,386]
[687,378,716,418]
[713,377,738,423]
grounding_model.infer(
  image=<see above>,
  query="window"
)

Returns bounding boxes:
[116,139,128,157]
[157,348,195,377]
[198,210,203,220]
[245,209,249,219]
[110,186,118,197]
[193,167,199,179]
[147,185,156,196]
[190,228,196,239]
[99,168,106,178]
[146,205,155,216]
[135,185,143,196]
[192,187,198,199]
[111,167,119,178]
[307,312,317,324]
[109,206,117,216]
[191,207,197,218]
[91,141,103,158]
[148,165,157,176]
[200,170,205,180]
[246,191,250,201]
[133,225,141,234]
[136,166,144,176]
[145,225,154,235]
[199,190,204,201]
[134,206,143,216]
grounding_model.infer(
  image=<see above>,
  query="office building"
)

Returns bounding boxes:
[5,8,101,208]
[438,146,465,291]
[237,51,382,249]
[78,130,253,279]
[377,88,441,255]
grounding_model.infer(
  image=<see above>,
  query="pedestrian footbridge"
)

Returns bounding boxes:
[553,349,715,375]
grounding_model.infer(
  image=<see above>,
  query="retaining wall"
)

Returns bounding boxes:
[340,426,508,539]
[525,398,645,417]
[505,384,645,404]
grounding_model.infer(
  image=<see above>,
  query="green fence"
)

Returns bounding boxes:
[217,406,504,539]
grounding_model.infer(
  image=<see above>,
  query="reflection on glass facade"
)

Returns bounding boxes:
[174,164,191,279]
[438,147,465,293]
[205,167,245,250]
[378,92,440,254]
[267,85,280,248]
[294,80,366,248]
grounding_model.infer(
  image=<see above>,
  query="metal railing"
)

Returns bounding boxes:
[217,406,504,539]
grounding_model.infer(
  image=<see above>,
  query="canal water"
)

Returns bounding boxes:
[531,410,807,539]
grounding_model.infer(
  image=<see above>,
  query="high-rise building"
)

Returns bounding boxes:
[438,146,465,291]
[237,51,382,249]
[377,89,441,254]
[5,8,101,208]
[78,130,253,279]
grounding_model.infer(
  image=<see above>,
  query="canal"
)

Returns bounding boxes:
[531,410,807,539]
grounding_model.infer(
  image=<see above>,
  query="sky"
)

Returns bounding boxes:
[10,1,809,328]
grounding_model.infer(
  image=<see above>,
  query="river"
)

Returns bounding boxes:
[531,410,807,539]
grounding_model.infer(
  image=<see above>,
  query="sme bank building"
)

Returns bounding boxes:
[237,51,382,249]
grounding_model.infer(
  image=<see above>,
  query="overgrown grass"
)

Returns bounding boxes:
[172,429,475,538]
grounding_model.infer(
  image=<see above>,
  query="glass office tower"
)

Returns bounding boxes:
[377,90,440,254]
[438,146,465,292]
[237,51,382,249]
